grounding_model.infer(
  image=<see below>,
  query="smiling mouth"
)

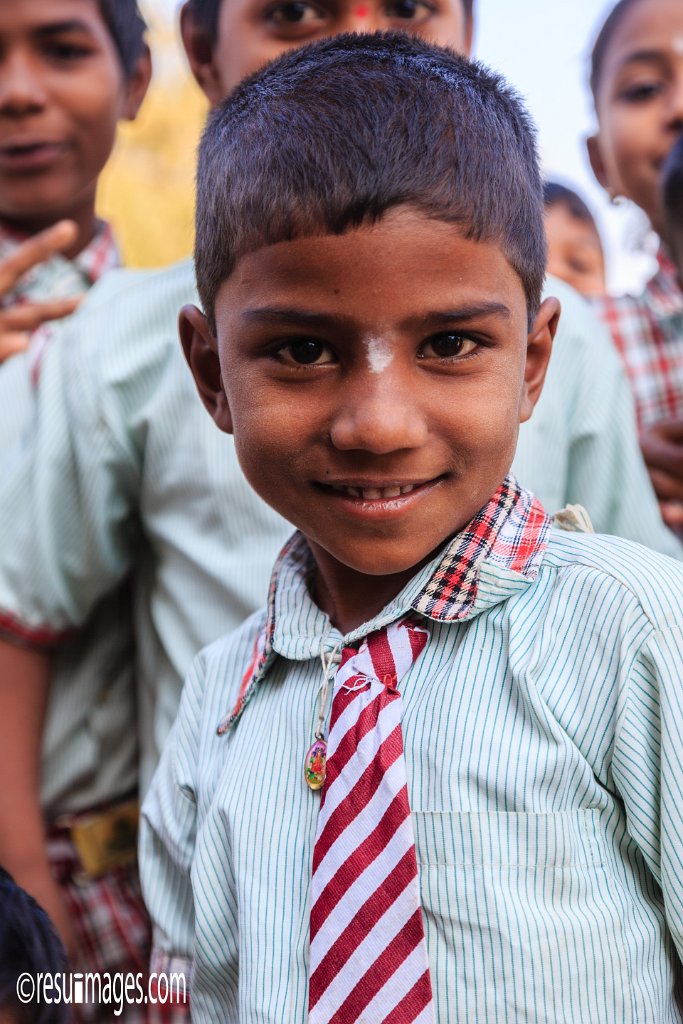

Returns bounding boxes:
[317,477,444,501]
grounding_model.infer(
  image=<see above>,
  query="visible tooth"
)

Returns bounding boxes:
[400,484,415,494]
[362,488,382,499]
[382,487,401,498]
[346,487,361,498]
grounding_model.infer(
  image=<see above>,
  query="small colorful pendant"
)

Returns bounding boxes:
[304,737,327,791]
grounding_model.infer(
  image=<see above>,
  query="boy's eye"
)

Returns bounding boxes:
[619,80,664,103]
[384,0,435,22]
[265,2,326,26]
[277,338,335,365]
[419,332,477,359]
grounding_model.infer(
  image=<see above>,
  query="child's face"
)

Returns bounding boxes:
[0,0,148,229]
[588,0,683,235]
[544,203,606,297]
[184,208,557,589]
[183,0,472,103]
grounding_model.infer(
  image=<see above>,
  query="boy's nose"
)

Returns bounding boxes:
[0,54,47,116]
[329,374,428,454]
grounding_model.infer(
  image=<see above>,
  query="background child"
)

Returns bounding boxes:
[0,1,153,1015]
[141,33,683,1024]
[663,133,683,281]
[543,180,606,297]
[588,0,683,532]
[0,0,679,978]
[0,868,68,1024]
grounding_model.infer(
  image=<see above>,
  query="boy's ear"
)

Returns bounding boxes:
[179,304,234,434]
[180,2,224,107]
[121,44,153,121]
[519,296,560,423]
[586,134,609,191]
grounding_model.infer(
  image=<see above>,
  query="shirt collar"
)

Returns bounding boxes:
[218,474,551,734]
[0,218,120,298]
[644,246,683,321]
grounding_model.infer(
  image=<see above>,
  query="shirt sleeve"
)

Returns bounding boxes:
[518,277,682,559]
[0,268,167,644]
[612,623,683,961]
[139,651,204,975]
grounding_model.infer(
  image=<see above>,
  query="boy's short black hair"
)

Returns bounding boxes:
[98,0,147,79]
[195,32,546,331]
[662,136,683,239]
[0,869,68,1024]
[543,181,598,229]
[590,0,640,100]
[187,0,474,45]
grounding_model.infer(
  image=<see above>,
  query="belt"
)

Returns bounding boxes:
[49,794,139,880]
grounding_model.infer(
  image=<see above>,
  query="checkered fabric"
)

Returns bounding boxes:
[220,475,551,732]
[47,834,152,1023]
[593,251,683,430]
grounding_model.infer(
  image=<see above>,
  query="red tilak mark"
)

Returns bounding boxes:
[354,5,370,15]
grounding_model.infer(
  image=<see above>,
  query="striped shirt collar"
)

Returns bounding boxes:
[219,475,551,733]
[0,217,120,297]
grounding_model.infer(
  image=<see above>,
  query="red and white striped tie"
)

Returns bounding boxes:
[309,619,436,1024]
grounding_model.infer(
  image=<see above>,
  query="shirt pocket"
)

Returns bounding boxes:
[413,810,634,1024]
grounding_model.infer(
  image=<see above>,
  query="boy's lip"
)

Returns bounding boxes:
[0,138,67,171]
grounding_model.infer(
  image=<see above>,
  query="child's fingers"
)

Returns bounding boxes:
[0,220,78,294]
[0,332,29,363]
[0,295,81,333]
[659,500,683,530]
[640,425,683,479]
[648,467,683,504]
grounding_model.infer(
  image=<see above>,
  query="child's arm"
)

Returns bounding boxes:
[0,640,76,956]
[639,420,683,531]
[0,221,81,362]
[140,656,206,1019]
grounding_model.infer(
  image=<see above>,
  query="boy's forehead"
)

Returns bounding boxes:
[0,0,108,32]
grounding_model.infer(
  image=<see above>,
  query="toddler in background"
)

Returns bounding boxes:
[543,180,606,297]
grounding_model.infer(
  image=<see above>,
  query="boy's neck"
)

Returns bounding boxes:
[309,541,439,636]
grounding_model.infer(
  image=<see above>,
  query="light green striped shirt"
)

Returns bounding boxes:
[141,512,683,1023]
[0,265,679,814]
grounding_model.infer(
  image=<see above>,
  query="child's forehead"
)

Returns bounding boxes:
[0,0,109,33]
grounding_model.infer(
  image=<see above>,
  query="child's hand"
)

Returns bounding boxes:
[0,220,81,364]
[640,419,683,528]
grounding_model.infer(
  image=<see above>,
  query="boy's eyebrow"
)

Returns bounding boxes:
[241,302,512,328]
[33,20,98,38]
[618,49,669,70]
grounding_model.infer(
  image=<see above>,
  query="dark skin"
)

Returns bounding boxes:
[0,0,475,957]
[587,0,683,528]
[181,208,558,634]
[0,0,151,362]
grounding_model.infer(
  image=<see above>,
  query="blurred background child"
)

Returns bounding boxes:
[587,0,683,532]
[543,180,607,297]
[0,868,68,1024]
[663,133,683,282]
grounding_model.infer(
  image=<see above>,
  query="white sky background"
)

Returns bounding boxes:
[150,0,655,294]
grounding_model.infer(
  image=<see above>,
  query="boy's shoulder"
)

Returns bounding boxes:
[188,607,269,709]
[541,526,683,631]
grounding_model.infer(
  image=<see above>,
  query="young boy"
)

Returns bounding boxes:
[0,0,153,1014]
[0,0,679,983]
[141,34,683,1024]
[543,180,606,297]
[0,0,151,367]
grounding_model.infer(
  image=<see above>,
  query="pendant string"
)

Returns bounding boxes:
[316,642,341,741]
